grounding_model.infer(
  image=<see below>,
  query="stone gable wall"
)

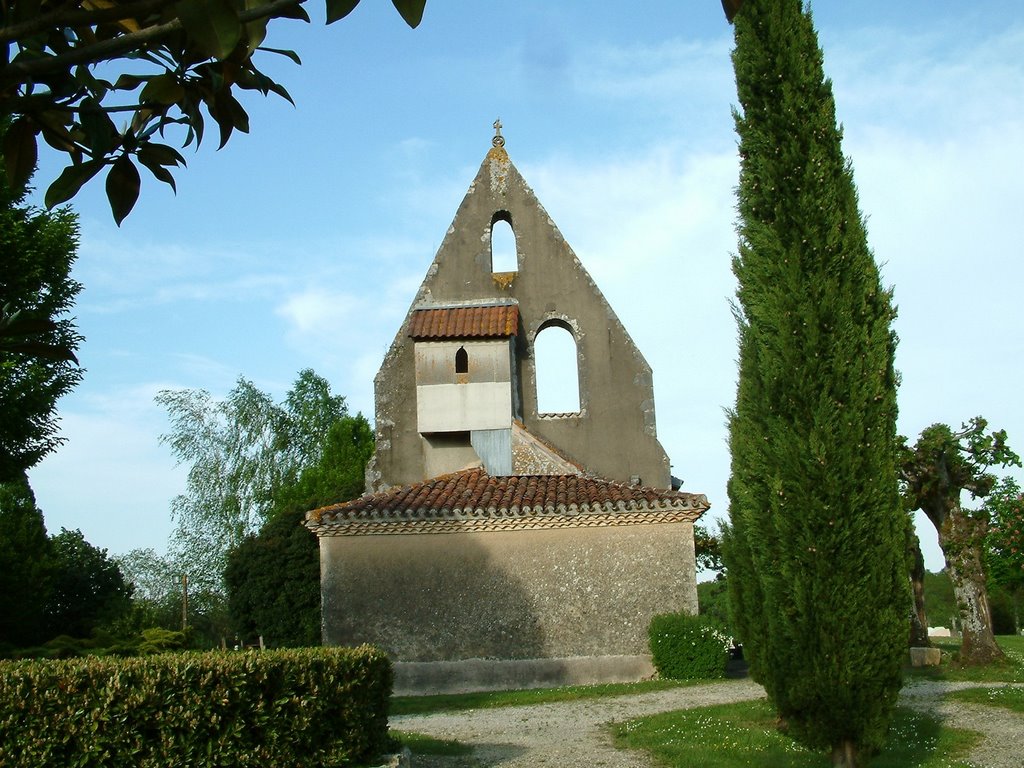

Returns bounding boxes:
[367,148,671,492]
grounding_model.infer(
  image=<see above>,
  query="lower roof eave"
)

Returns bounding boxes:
[305,505,706,538]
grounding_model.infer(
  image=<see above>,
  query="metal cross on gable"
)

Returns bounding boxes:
[492,118,505,148]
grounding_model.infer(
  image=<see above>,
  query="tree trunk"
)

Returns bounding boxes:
[1015,591,1021,636]
[831,739,860,768]
[909,538,930,647]
[938,510,1006,665]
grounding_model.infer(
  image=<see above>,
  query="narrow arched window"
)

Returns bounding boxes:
[491,215,517,273]
[455,346,469,375]
[534,323,580,414]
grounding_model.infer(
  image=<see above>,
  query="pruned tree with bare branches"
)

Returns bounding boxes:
[899,417,1021,665]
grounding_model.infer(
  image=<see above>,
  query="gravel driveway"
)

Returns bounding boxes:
[392,679,1024,767]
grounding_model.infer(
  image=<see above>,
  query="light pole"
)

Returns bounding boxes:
[181,573,188,631]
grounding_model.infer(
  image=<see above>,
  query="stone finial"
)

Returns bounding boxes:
[492,118,505,148]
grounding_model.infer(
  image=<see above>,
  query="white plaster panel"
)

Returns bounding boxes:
[417,382,512,432]
[415,340,512,386]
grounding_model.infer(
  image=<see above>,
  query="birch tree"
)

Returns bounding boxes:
[156,368,348,592]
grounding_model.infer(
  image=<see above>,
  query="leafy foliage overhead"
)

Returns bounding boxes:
[1,0,427,224]
[985,477,1024,591]
[115,546,231,647]
[693,522,724,575]
[224,413,372,648]
[225,507,320,648]
[0,304,78,363]
[982,477,1024,634]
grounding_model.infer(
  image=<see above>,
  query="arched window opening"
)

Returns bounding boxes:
[455,346,469,376]
[491,215,517,273]
[534,324,580,414]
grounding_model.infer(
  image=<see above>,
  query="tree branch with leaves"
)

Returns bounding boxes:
[1,0,426,223]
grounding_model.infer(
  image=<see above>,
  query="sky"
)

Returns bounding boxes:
[23,0,1024,576]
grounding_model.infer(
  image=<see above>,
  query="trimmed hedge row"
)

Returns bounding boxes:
[648,612,730,681]
[0,644,391,767]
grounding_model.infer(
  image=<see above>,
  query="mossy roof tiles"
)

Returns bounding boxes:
[409,305,519,340]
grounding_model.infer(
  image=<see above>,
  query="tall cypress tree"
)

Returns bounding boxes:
[722,2,908,765]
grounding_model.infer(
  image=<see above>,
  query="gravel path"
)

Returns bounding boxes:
[900,681,1024,768]
[391,679,1024,767]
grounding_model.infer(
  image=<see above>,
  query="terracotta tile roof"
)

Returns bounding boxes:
[306,468,709,536]
[409,305,519,340]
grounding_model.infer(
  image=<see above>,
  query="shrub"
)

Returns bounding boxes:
[136,627,188,654]
[696,577,733,634]
[0,644,391,767]
[648,612,730,680]
[41,634,86,658]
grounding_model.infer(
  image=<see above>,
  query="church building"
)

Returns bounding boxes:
[306,125,709,693]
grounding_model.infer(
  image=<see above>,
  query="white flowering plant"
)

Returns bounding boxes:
[648,612,732,680]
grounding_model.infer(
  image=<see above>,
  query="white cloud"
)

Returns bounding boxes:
[73,219,293,315]
[276,288,365,336]
[836,29,1024,459]
[828,24,1024,139]
[575,35,733,107]
[165,354,244,391]
[273,278,409,417]
[28,384,184,558]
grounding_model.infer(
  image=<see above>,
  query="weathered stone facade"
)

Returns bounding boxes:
[317,523,699,661]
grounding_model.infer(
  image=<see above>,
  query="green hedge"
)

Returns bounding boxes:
[0,645,391,767]
[648,612,730,681]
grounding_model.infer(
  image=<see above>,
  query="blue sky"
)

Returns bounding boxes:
[24,0,1024,575]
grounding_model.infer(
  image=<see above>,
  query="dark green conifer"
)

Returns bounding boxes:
[0,473,54,648]
[722,2,908,765]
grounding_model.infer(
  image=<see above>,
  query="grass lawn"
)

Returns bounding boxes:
[390,731,474,757]
[906,635,1024,684]
[915,635,1024,716]
[947,685,1024,713]
[611,700,979,768]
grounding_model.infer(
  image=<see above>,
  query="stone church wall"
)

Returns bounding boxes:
[318,521,697,662]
